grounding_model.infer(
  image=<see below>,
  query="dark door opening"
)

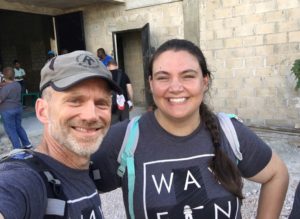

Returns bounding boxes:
[55,12,86,54]
[112,24,151,106]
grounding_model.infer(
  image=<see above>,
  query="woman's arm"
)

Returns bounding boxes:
[248,152,289,219]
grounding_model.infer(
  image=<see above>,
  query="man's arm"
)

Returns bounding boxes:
[126,84,133,101]
[0,212,4,219]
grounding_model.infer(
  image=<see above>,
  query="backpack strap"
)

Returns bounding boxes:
[116,69,123,86]
[117,116,140,219]
[0,149,67,218]
[217,112,243,162]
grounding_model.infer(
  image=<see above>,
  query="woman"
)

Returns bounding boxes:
[0,67,31,149]
[92,39,288,218]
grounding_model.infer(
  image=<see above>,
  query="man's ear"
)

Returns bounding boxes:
[35,98,49,124]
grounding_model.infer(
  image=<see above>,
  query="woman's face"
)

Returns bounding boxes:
[149,50,209,122]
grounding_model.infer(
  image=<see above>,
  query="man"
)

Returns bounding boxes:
[13,59,26,93]
[107,59,134,124]
[97,48,113,67]
[0,51,120,219]
[289,182,300,219]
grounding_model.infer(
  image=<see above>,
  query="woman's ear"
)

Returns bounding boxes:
[35,98,49,124]
[148,76,153,93]
[203,75,210,91]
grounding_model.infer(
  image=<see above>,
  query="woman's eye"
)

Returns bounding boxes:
[183,74,196,79]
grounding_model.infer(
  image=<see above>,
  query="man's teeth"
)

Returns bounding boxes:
[169,98,186,103]
[75,127,96,132]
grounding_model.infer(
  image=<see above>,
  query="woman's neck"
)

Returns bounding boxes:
[154,110,201,136]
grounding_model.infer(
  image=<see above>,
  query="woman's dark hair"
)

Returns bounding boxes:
[148,39,243,199]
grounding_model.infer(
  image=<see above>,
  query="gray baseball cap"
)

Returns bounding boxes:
[40,50,120,92]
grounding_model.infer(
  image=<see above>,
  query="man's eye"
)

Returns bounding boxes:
[68,98,81,105]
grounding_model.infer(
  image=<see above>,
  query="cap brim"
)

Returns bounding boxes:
[50,73,121,93]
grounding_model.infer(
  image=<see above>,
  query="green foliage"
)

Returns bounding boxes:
[291,59,300,90]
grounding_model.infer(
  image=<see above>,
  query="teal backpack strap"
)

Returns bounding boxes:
[217,112,243,162]
[117,116,141,219]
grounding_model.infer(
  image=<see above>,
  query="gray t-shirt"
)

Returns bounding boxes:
[92,111,272,219]
[0,152,104,219]
[0,81,21,112]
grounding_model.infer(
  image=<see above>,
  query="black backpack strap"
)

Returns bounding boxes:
[116,69,123,86]
[1,149,68,218]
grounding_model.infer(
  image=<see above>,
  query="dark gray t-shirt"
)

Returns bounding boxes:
[92,112,272,219]
[0,81,21,112]
[289,182,300,219]
[0,152,104,219]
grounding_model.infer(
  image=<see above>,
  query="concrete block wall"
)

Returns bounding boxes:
[83,1,183,57]
[199,0,300,128]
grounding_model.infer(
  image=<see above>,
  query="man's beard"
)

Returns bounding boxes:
[48,119,107,157]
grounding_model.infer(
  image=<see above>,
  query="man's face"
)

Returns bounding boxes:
[97,50,104,59]
[15,62,20,69]
[44,78,112,157]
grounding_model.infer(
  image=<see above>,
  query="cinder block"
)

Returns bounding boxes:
[234,4,254,16]
[222,0,240,7]
[205,40,224,50]
[289,31,300,42]
[225,58,244,68]
[277,0,299,10]
[255,23,275,35]
[255,45,274,56]
[224,17,242,28]
[235,24,255,37]
[255,1,275,13]
[265,10,286,23]
[243,36,264,47]
[215,28,233,39]
[245,56,265,68]
[265,33,287,44]
[242,14,264,24]
[225,38,243,48]
[215,8,233,19]
[278,21,300,32]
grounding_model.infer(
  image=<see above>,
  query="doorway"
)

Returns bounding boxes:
[112,24,152,107]
[55,11,86,54]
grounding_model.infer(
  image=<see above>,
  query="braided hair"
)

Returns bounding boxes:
[148,39,243,199]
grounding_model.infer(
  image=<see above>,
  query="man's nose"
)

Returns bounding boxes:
[79,101,98,121]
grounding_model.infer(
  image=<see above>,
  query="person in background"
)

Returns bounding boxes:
[92,39,289,219]
[13,60,26,93]
[0,63,3,82]
[60,49,69,55]
[289,182,300,219]
[0,67,31,149]
[107,59,133,124]
[46,50,56,63]
[0,50,120,219]
[97,48,113,67]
